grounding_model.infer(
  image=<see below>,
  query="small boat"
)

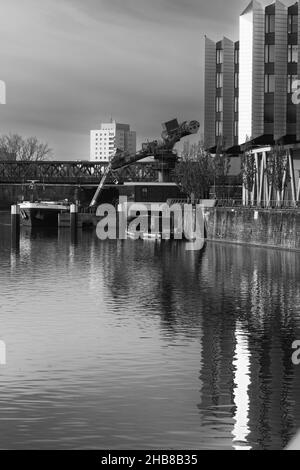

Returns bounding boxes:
[126,230,162,241]
[19,201,69,227]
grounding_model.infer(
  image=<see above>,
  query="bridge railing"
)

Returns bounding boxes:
[0,161,108,184]
[0,161,159,184]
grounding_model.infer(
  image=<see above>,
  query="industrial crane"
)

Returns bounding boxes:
[89,118,200,207]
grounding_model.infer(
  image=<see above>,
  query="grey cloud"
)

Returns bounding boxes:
[0,0,257,159]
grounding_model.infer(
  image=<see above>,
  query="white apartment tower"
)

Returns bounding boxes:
[90,121,136,162]
[204,0,300,148]
[239,0,290,145]
[204,0,300,207]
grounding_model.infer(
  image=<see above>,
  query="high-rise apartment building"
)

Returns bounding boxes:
[90,120,136,162]
[204,1,300,206]
[205,0,300,149]
[204,36,239,151]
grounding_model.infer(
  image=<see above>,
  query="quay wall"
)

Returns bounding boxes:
[205,208,300,251]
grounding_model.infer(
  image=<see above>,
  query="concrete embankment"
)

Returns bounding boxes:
[204,207,300,251]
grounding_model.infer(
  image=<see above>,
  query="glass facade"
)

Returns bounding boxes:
[265,74,275,93]
[288,14,298,34]
[265,14,275,33]
[205,1,300,150]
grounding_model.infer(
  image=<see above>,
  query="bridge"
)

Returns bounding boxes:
[0,160,160,185]
[0,120,201,188]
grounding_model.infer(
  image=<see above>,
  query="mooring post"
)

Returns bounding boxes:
[148,211,152,234]
[70,204,78,238]
[170,211,175,240]
[159,211,163,235]
[11,204,20,250]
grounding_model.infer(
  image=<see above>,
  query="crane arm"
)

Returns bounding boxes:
[89,119,200,207]
[89,163,114,208]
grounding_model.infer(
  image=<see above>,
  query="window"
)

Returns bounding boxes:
[265,44,275,63]
[265,74,275,92]
[216,73,223,88]
[142,188,148,199]
[265,14,275,33]
[216,97,223,112]
[288,14,298,34]
[234,97,239,113]
[234,121,238,137]
[288,44,298,63]
[234,48,239,64]
[264,104,274,124]
[216,49,223,64]
[216,121,223,137]
[288,74,298,93]
[287,104,296,123]
[234,72,239,88]
[264,103,274,123]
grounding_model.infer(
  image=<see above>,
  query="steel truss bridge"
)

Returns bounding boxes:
[0,161,160,185]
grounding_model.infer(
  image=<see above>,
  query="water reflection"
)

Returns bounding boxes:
[96,239,300,449]
[0,213,300,449]
[232,324,251,450]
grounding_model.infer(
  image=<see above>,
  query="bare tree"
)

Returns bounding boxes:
[0,134,52,161]
[175,141,215,200]
[21,136,52,161]
[241,137,256,205]
[213,139,231,199]
[0,134,24,160]
[266,144,290,207]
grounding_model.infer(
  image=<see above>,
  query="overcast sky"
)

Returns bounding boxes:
[0,0,290,160]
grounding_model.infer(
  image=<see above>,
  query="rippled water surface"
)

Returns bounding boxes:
[0,211,300,450]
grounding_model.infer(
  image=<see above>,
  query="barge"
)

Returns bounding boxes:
[19,201,69,227]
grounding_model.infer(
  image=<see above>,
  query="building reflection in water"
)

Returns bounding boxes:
[4,218,300,450]
[96,238,300,449]
[232,323,251,450]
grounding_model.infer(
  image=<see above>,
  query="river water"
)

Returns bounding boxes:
[0,211,300,450]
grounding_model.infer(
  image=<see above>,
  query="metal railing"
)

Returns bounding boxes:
[215,199,300,210]
[167,198,300,210]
